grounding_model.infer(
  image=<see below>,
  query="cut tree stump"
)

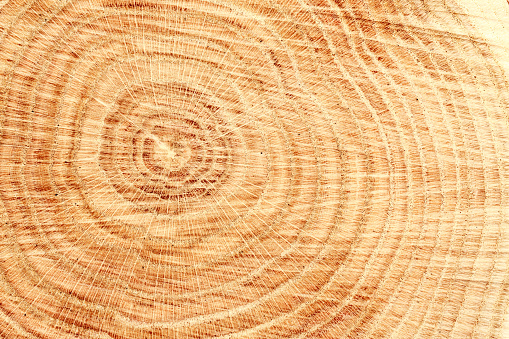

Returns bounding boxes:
[0,0,509,338]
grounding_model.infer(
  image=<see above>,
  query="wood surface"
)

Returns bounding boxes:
[0,0,509,338]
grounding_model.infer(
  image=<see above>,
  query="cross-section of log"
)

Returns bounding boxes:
[0,0,509,338]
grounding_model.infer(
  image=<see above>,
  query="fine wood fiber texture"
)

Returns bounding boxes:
[0,0,509,338]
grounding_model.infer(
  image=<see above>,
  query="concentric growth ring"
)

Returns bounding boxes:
[0,0,508,338]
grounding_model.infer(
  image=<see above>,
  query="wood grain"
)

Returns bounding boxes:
[0,0,509,338]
